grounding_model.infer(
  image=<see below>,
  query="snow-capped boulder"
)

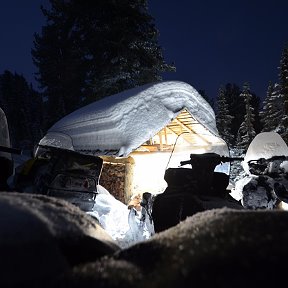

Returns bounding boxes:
[60,208,288,287]
[0,192,119,287]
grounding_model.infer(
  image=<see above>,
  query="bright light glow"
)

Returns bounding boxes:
[281,202,288,210]
[131,143,229,195]
[131,150,200,195]
[131,152,169,195]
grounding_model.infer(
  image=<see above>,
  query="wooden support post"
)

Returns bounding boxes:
[159,131,163,151]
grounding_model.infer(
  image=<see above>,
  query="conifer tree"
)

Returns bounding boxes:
[32,0,175,127]
[236,83,256,150]
[224,83,245,139]
[260,82,283,132]
[215,86,234,146]
[0,71,43,148]
[198,89,215,111]
[280,45,288,110]
[250,91,262,133]
[278,44,288,142]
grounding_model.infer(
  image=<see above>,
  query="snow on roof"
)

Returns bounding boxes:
[38,81,223,157]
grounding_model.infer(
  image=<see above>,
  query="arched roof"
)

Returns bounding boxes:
[38,81,226,157]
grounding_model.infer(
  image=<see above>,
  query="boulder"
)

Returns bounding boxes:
[61,208,288,287]
[0,192,119,287]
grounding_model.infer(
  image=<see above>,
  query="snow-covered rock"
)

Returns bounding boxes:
[57,208,288,288]
[0,192,119,287]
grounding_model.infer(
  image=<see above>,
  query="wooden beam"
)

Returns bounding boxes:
[173,117,211,145]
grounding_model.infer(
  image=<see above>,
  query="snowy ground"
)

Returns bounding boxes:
[2,78,288,286]
[0,192,119,287]
[2,132,288,286]
[2,191,288,287]
[35,207,288,287]
[87,185,154,249]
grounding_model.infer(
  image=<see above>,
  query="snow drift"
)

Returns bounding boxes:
[0,192,119,287]
[3,196,288,287]
[59,208,288,288]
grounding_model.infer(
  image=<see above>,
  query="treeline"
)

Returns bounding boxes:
[0,0,287,152]
[0,71,43,149]
[1,0,175,149]
[32,0,175,129]
[214,44,288,150]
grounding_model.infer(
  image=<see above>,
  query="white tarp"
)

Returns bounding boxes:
[242,132,288,174]
[232,132,288,209]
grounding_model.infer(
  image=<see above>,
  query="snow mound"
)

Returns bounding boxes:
[60,208,288,287]
[87,185,154,249]
[0,192,119,287]
[39,81,219,157]
[242,132,288,174]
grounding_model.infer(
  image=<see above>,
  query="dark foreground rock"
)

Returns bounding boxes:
[2,192,288,288]
[0,192,119,287]
[59,208,288,288]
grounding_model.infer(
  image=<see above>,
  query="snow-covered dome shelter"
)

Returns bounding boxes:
[0,107,14,190]
[38,81,228,201]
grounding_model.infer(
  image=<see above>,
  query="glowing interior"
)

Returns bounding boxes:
[130,109,229,195]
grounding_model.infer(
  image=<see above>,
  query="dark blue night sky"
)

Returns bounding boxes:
[0,0,288,99]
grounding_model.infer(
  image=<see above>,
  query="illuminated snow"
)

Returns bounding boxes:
[38,81,221,157]
[87,185,154,248]
[35,81,231,246]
